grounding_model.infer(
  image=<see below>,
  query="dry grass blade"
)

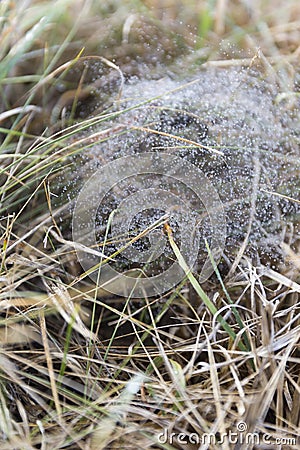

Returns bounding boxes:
[90,374,145,450]
[165,222,248,352]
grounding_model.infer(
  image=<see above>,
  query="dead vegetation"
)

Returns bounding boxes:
[0,1,300,449]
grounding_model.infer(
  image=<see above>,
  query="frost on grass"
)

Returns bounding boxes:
[59,66,300,279]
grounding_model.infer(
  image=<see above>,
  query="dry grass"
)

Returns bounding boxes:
[0,1,300,449]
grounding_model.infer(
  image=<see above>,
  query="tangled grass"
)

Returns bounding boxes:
[0,1,300,449]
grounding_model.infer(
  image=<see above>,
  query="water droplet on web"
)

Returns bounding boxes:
[56,65,300,282]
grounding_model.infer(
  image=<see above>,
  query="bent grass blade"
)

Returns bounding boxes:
[164,223,247,352]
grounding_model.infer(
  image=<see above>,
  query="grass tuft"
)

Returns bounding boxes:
[0,1,300,449]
